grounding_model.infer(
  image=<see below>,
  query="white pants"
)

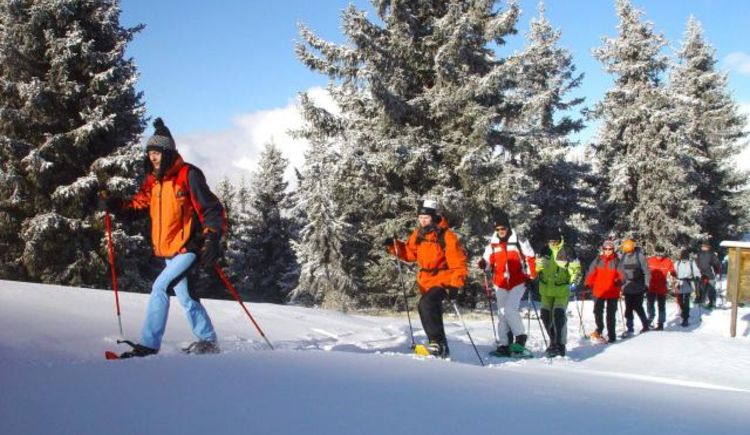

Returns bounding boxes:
[496,283,527,345]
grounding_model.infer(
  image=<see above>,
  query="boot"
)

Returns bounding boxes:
[655,323,664,331]
[490,345,511,357]
[183,340,220,355]
[120,343,158,359]
[427,341,449,358]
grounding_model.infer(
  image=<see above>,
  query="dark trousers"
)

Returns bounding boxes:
[646,293,666,325]
[418,287,447,345]
[697,279,716,305]
[677,293,691,321]
[593,298,618,341]
[624,292,649,331]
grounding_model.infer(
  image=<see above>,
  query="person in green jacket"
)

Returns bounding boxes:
[536,227,582,357]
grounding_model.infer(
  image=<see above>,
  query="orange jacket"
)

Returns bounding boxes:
[387,218,468,293]
[123,155,225,258]
[584,254,623,299]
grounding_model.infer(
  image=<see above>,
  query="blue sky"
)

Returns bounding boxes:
[119,0,750,186]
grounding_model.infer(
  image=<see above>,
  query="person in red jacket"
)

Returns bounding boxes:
[385,199,468,358]
[647,246,676,330]
[584,239,623,343]
[478,212,536,357]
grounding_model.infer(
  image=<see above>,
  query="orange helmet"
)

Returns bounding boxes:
[621,239,636,253]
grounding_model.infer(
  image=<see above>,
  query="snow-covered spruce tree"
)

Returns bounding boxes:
[590,0,702,254]
[289,138,358,311]
[296,0,535,306]
[669,16,749,246]
[509,2,594,253]
[242,141,298,303]
[0,0,147,286]
[221,175,253,297]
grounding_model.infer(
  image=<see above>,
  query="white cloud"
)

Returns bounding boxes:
[736,102,750,172]
[174,87,337,188]
[724,52,750,75]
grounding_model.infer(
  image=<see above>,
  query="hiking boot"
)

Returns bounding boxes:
[427,341,449,358]
[119,343,158,359]
[184,340,220,355]
[655,323,664,331]
[490,345,511,357]
[681,319,689,327]
[705,303,715,310]
[621,330,634,339]
[640,325,650,334]
[607,336,616,344]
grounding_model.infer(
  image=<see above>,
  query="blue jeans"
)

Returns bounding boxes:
[140,252,217,350]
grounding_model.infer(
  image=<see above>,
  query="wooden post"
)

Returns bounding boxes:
[730,247,741,338]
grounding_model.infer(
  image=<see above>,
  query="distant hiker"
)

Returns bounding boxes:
[102,118,226,358]
[675,248,700,327]
[536,227,581,357]
[584,239,622,343]
[384,199,468,358]
[695,239,721,309]
[618,238,651,337]
[478,212,536,358]
[646,246,676,330]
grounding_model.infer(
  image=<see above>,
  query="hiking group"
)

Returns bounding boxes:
[101,118,724,360]
[384,200,723,359]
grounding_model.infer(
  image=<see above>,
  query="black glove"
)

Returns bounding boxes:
[477,258,487,270]
[383,237,395,247]
[200,231,222,268]
[446,286,460,301]
[98,194,122,212]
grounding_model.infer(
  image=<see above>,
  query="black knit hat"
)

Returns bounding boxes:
[146,117,176,152]
[544,226,562,241]
[493,211,510,229]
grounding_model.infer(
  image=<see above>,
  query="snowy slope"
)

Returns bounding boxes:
[1,279,749,435]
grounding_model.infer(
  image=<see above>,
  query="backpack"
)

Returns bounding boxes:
[621,249,645,282]
[174,163,228,234]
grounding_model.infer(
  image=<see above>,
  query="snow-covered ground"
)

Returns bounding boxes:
[1,279,749,435]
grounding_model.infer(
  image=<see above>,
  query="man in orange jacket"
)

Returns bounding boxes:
[385,199,467,357]
[103,118,226,358]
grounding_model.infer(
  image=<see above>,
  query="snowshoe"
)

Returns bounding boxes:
[414,344,431,356]
[489,345,511,358]
[182,340,220,355]
[508,343,533,359]
[107,340,158,359]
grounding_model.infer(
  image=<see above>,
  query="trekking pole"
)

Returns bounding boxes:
[573,286,588,339]
[482,272,499,345]
[214,264,274,350]
[527,283,548,349]
[104,211,123,336]
[451,301,484,366]
[393,239,417,349]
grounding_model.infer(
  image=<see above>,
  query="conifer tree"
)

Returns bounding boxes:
[0,0,146,286]
[511,2,593,252]
[296,0,534,303]
[243,141,298,303]
[289,138,358,311]
[590,0,702,254]
[669,16,749,245]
